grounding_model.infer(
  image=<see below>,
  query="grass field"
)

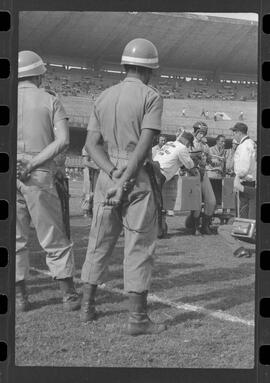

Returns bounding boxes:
[15,180,255,368]
[62,96,257,139]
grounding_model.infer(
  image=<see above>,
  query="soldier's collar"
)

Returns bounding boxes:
[123,77,143,84]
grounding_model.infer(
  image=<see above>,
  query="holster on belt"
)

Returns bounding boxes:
[54,171,70,239]
[144,161,165,229]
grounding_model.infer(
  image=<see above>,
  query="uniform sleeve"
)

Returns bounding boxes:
[87,104,100,132]
[234,143,252,178]
[141,91,163,131]
[53,97,68,124]
[178,147,194,169]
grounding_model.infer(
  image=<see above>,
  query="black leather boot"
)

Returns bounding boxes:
[59,277,81,311]
[80,283,98,322]
[16,280,31,312]
[190,216,201,235]
[185,213,201,235]
[127,291,167,336]
[200,214,214,235]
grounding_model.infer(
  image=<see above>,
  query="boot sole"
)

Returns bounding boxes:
[126,324,167,336]
[80,312,98,323]
[63,302,81,312]
[16,303,31,313]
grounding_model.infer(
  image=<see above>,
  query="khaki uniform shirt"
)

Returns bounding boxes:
[87,77,163,158]
[17,81,67,171]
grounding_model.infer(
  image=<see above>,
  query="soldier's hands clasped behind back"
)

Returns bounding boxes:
[17,159,32,182]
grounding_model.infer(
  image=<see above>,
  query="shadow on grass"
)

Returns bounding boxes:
[163,311,205,327]
[204,282,254,311]
[20,296,62,312]
[150,262,255,293]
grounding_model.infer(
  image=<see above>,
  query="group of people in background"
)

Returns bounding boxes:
[151,121,256,236]
[181,107,244,122]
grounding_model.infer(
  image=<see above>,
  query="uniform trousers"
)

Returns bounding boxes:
[193,173,216,217]
[81,161,158,293]
[16,170,75,282]
[239,182,256,219]
[201,173,216,215]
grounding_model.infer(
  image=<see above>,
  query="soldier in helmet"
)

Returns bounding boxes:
[16,51,80,312]
[186,121,216,234]
[80,38,167,335]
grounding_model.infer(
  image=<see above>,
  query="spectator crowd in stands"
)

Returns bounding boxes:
[43,64,257,102]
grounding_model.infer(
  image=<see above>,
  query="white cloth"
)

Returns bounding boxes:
[233,175,244,192]
[152,144,162,159]
[153,140,194,181]
[234,136,256,182]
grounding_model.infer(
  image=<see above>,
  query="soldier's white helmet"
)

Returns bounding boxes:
[121,38,159,69]
[18,50,46,78]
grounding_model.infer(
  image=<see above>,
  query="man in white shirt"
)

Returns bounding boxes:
[153,130,194,237]
[153,131,194,182]
[230,122,256,219]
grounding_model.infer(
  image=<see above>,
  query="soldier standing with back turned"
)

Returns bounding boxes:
[16,51,80,312]
[80,38,167,335]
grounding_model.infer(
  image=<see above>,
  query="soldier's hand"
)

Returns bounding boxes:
[17,160,32,182]
[111,165,127,181]
[105,185,124,206]
[104,178,135,206]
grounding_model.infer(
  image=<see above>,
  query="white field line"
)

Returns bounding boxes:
[30,266,255,328]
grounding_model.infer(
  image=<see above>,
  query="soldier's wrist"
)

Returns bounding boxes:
[109,166,118,179]
[26,161,35,173]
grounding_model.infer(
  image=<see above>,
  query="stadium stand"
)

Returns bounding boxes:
[43,65,257,102]
[19,12,257,154]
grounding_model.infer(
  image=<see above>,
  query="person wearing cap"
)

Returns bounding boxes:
[16,50,80,313]
[152,134,166,159]
[230,122,256,219]
[188,121,216,235]
[80,38,166,335]
[225,138,238,175]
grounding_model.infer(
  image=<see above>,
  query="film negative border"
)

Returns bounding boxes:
[0,8,11,383]
[259,2,270,381]
[0,1,269,383]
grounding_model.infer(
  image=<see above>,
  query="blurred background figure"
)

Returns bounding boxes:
[152,134,167,158]
[81,146,92,217]
[225,138,238,176]
[207,134,226,179]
